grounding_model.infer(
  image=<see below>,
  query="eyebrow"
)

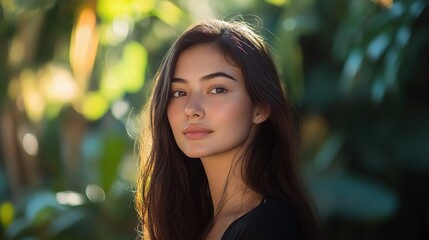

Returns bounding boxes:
[172,71,237,83]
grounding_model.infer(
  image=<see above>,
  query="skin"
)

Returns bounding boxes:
[167,44,269,239]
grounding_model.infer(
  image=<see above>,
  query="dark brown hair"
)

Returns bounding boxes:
[135,19,319,240]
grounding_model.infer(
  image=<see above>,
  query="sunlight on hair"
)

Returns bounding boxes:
[56,191,85,206]
[22,133,39,156]
[85,184,106,202]
[125,113,140,140]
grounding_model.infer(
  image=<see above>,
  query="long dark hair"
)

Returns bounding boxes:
[135,19,319,240]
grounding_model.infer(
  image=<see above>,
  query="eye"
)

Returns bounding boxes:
[209,87,227,94]
[171,90,187,98]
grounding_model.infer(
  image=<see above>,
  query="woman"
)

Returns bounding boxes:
[135,19,320,240]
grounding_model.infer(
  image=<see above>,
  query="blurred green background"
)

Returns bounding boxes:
[0,0,428,239]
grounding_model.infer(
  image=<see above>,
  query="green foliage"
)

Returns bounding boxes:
[0,0,55,21]
[3,190,136,239]
[0,0,428,239]
[310,173,398,220]
[299,0,429,237]
[97,0,155,22]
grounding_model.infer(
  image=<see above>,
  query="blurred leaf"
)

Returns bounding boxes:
[395,115,429,172]
[45,103,63,120]
[0,169,8,200]
[100,68,125,101]
[370,76,385,103]
[312,132,343,171]
[80,92,110,121]
[310,173,399,221]
[81,131,103,164]
[100,41,147,100]
[47,209,86,237]
[20,69,46,122]
[98,16,134,46]
[153,1,184,26]
[100,133,127,192]
[339,48,363,93]
[265,0,291,7]
[0,201,14,228]
[394,25,411,47]
[97,0,155,22]
[25,192,64,226]
[122,42,147,93]
[367,32,391,60]
[5,217,31,239]
[373,0,393,8]
[275,31,305,98]
[409,1,427,18]
[0,0,55,21]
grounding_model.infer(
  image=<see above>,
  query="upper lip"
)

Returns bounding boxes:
[183,125,213,134]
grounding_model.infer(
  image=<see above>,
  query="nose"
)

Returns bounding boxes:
[184,94,205,119]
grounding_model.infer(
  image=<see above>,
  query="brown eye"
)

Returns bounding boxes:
[171,90,187,98]
[209,87,227,94]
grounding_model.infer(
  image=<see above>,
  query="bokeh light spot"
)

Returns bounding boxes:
[0,202,14,228]
[22,133,39,156]
[85,184,106,203]
[56,191,85,206]
[81,92,109,120]
[111,100,130,120]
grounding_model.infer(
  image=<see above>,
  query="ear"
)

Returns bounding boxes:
[253,105,270,124]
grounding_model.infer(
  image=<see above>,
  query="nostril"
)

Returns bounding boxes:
[184,102,204,118]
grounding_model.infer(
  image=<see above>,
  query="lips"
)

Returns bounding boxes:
[183,125,213,140]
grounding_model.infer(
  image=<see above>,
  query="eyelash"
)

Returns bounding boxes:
[170,90,187,98]
[170,87,228,98]
[209,87,228,94]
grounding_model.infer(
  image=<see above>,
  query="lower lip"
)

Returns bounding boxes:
[184,132,211,140]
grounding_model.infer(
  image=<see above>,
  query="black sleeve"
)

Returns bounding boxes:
[237,213,302,239]
[221,198,304,240]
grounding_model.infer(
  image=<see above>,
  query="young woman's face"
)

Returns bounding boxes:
[167,44,258,159]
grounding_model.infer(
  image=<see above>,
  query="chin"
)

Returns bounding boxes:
[181,149,211,159]
[183,152,205,159]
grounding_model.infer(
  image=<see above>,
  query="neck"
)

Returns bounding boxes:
[200,150,260,215]
[201,151,262,240]
[201,154,235,212]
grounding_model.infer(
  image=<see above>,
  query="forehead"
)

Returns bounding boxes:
[173,44,242,80]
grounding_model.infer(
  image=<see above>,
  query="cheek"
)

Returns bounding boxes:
[211,98,254,128]
[167,103,181,129]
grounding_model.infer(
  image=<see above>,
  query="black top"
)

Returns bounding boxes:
[221,198,304,240]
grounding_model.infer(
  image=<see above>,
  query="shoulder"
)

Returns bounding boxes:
[221,198,304,240]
